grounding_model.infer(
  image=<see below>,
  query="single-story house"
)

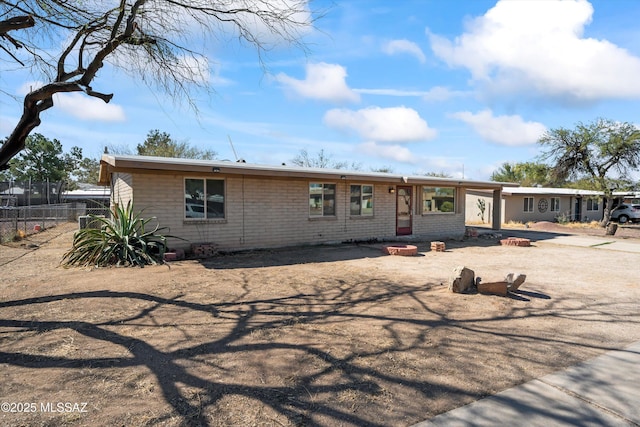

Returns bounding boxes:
[466,187,604,225]
[98,155,511,252]
[63,184,111,216]
[613,191,640,205]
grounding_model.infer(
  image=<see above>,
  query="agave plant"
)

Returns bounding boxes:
[62,201,174,267]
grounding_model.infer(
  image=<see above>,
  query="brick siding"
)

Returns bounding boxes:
[117,173,466,251]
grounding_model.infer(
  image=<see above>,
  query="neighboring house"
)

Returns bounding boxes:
[466,187,604,225]
[0,181,64,206]
[98,155,509,252]
[613,191,640,205]
[63,183,111,215]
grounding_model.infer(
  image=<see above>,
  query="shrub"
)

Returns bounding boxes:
[441,201,454,212]
[62,202,173,267]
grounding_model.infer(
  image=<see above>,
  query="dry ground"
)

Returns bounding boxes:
[1,222,639,426]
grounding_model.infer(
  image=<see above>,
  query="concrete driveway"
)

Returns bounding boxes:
[500,229,640,254]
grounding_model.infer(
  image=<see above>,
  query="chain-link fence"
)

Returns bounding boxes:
[0,203,110,243]
[0,180,65,207]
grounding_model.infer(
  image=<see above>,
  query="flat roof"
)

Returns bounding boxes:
[502,186,603,196]
[63,188,110,198]
[613,191,640,197]
[99,154,514,190]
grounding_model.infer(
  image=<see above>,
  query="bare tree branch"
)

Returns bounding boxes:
[0,14,35,36]
[0,0,317,170]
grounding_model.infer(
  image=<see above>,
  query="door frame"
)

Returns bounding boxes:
[574,196,582,222]
[396,185,413,235]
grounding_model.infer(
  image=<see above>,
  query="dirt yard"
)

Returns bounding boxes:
[1,222,639,427]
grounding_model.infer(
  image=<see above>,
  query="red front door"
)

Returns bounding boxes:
[396,186,412,235]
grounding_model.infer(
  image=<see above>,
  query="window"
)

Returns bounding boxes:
[524,197,534,213]
[309,183,336,216]
[350,185,373,216]
[422,187,455,213]
[550,197,560,212]
[586,198,600,211]
[185,178,225,219]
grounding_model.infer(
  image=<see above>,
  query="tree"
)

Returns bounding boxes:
[5,133,70,182]
[291,148,360,170]
[1,133,101,186]
[0,0,316,170]
[136,130,216,159]
[74,157,101,184]
[423,171,452,178]
[477,198,486,223]
[490,161,558,187]
[538,118,640,232]
[371,166,394,173]
[490,162,519,183]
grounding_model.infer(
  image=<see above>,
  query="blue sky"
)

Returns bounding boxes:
[2,0,640,180]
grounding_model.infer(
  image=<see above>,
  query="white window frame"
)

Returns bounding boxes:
[309,183,336,217]
[184,178,225,220]
[350,184,374,216]
[524,197,534,213]
[550,197,560,212]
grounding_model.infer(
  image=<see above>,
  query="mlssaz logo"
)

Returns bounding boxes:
[40,402,88,413]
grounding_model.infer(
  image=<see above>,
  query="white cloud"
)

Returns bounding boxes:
[17,81,44,96]
[355,88,431,97]
[209,61,234,87]
[359,141,416,163]
[178,55,214,85]
[351,86,469,100]
[422,86,468,102]
[275,62,360,103]
[428,0,640,101]
[323,106,437,142]
[53,93,126,122]
[381,39,426,63]
[450,109,546,146]
[139,0,313,47]
[15,81,125,122]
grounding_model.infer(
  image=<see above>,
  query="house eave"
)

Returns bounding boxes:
[99,154,510,190]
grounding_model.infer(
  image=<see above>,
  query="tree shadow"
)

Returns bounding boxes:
[198,243,387,269]
[0,277,637,425]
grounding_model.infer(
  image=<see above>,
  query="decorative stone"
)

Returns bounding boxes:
[164,248,186,262]
[430,241,446,252]
[505,273,526,291]
[164,252,178,261]
[500,237,531,247]
[449,266,475,293]
[192,243,218,258]
[465,228,479,238]
[382,244,418,256]
[477,281,509,296]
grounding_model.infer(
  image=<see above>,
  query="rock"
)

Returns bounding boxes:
[505,273,526,291]
[449,266,475,293]
[477,281,509,296]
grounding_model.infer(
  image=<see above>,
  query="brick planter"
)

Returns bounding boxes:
[382,244,418,256]
[430,241,446,252]
[500,237,531,247]
[191,243,218,258]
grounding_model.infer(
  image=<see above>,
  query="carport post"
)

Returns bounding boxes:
[492,189,502,230]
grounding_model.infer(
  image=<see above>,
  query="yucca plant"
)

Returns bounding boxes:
[62,201,174,267]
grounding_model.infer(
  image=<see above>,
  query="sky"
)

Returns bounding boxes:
[2,0,640,181]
